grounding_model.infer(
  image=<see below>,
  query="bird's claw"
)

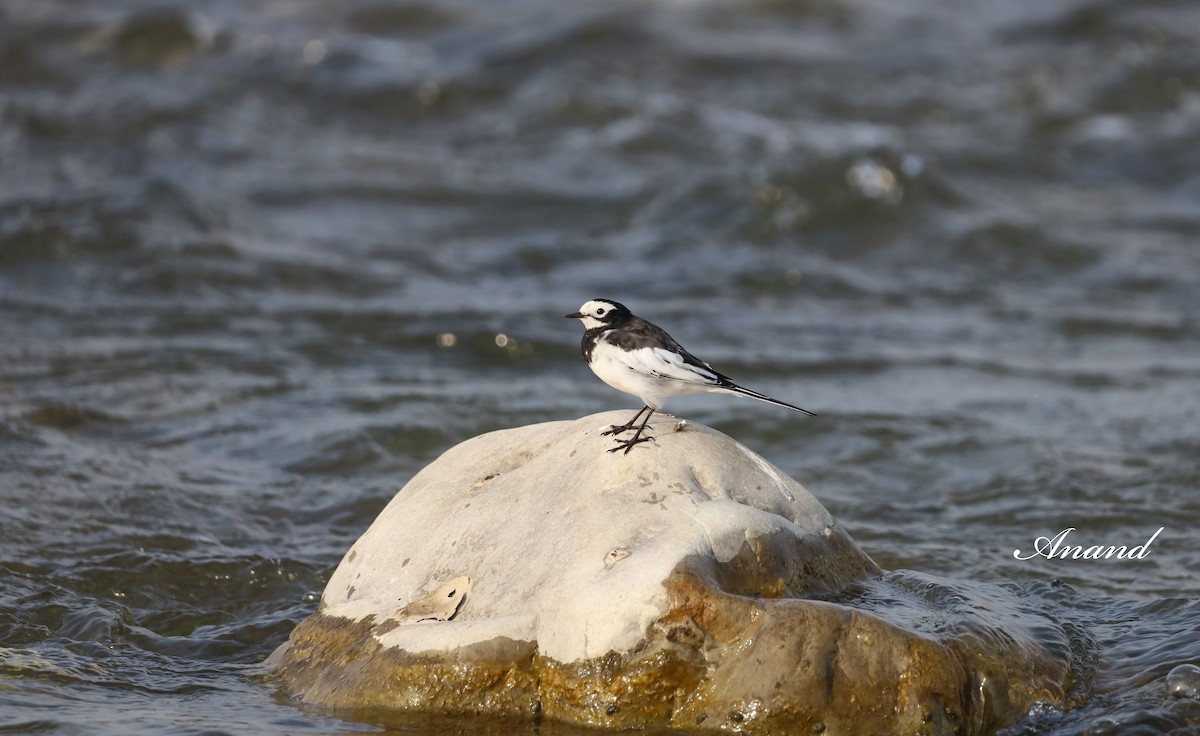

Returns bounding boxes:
[602,424,635,436]
[608,435,655,454]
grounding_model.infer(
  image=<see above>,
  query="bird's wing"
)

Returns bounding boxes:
[650,348,724,385]
[613,345,722,386]
[603,316,731,386]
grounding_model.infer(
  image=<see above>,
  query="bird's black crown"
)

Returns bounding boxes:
[590,299,631,324]
[565,298,632,325]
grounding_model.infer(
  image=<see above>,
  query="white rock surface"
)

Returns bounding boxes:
[321,411,846,663]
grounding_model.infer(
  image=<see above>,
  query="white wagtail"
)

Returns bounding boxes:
[566,299,816,454]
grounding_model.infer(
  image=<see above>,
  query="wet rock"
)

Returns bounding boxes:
[270,411,1071,734]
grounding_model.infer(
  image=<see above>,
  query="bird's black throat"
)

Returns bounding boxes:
[580,327,606,363]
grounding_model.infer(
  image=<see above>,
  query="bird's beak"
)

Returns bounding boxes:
[564,311,584,319]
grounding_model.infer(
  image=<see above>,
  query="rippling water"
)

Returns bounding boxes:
[2,0,1199,733]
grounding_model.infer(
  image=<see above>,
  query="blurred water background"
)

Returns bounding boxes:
[1,0,1199,733]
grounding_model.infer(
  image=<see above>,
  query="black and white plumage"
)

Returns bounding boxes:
[565,298,816,454]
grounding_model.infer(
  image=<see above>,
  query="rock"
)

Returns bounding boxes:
[270,411,1073,734]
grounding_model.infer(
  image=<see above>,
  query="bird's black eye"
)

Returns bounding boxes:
[595,309,605,316]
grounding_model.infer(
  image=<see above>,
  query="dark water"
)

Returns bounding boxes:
[2,0,1199,733]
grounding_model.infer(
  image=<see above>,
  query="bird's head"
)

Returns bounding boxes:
[565,299,631,330]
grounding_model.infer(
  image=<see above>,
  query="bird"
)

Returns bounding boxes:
[565,298,816,454]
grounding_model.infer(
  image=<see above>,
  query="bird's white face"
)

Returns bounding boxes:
[572,299,618,330]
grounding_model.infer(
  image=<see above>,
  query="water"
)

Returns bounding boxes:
[1,0,1199,733]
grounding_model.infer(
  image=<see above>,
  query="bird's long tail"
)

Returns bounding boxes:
[720,384,817,417]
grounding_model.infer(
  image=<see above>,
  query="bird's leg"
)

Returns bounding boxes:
[602,405,650,436]
[608,408,656,454]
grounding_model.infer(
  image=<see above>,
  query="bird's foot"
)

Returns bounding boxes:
[608,434,655,454]
[603,406,651,436]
